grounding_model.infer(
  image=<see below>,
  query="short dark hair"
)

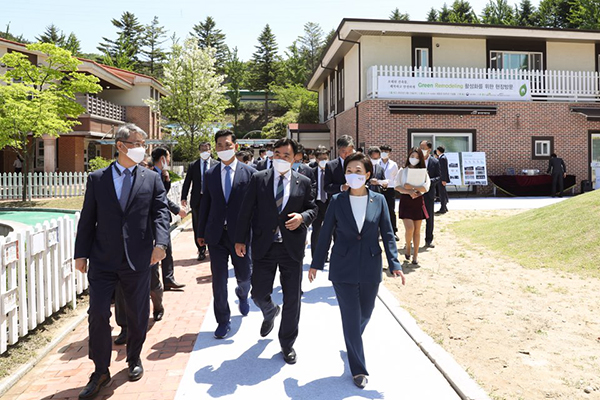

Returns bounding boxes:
[367,146,381,156]
[337,135,355,149]
[419,140,433,149]
[151,146,169,163]
[436,145,446,154]
[306,149,314,156]
[259,148,267,155]
[380,145,392,152]
[550,153,557,158]
[357,147,364,154]
[315,147,330,158]
[198,141,211,150]
[297,143,305,154]
[273,138,298,154]
[344,152,373,179]
[405,147,426,168]
[266,143,274,150]
[215,129,236,143]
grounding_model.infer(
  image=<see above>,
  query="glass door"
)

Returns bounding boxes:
[591,133,600,186]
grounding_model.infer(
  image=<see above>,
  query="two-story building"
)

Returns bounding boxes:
[0,37,167,173]
[307,19,600,193]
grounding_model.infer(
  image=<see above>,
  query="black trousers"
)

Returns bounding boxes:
[251,242,302,349]
[424,196,435,244]
[383,189,398,233]
[88,258,151,373]
[332,281,379,376]
[208,228,252,325]
[160,239,175,284]
[115,264,163,329]
[192,206,207,255]
[552,173,564,196]
[310,200,328,257]
[438,182,449,211]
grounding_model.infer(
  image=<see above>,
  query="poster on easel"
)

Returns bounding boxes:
[444,152,463,186]
[462,152,488,186]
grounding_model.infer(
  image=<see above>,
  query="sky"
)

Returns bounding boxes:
[3,0,541,61]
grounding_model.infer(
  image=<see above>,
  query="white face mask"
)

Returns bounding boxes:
[381,152,389,159]
[310,158,316,163]
[217,149,235,162]
[200,151,211,160]
[273,158,291,174]
[345,173,367,189]
[318,160,328,169]
[409,157,420,166]
[371,159,379,165]
[161,156,170,171]
[123,145,146,164]
[266,150,274,158]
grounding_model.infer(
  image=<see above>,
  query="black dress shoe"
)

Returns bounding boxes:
[154,307,164,321]
[128,359,144,381]
[425,242,435,248]
[282,347,297,364]
[198,253,206,261]
[79,371,111,399]
[394,234,400,241]
[114,329,127,345]
[164,281,186,290]
[260,305,280,337]
[353,374,368,388]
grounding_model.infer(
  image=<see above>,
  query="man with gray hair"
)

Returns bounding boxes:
[324,135,355,195]
[74,123,171,399]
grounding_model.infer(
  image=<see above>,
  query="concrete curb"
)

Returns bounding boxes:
[377,284,491,400]
[0,217,193,398]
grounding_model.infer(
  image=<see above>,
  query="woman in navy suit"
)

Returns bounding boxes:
[309,152,406,389]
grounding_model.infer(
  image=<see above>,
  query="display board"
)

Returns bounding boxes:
[444,152,463,186]
[461,152,488,186]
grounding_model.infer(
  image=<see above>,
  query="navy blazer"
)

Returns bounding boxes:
[311,189,402,283]
[424,157,441,200]
[368,163,386,194]
[255,158,273,171]
[324,158,346,195]
[438,154,450,182]
[197,161,256,246]
[235,168,318,263]
[181,158,219,208]
[74,162,171,270]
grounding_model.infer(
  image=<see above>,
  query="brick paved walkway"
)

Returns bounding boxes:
[3,226,211,400]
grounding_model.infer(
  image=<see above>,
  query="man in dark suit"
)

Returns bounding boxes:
[366,146,388,194]
[256,144,274,171]
[181,141,219,261]
[309,146,326,168]
[310,147,330,257]
[547,153,567,197]
[420,140,441,248]
[235,138,317,365]
[196,130,256,339]
[74,124,170,399]
[436,145,450,214]
[324,135,355,195]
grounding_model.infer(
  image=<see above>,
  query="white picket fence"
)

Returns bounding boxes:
[0,172,88,201]
[0,213,87,354]
[367,65,600,102]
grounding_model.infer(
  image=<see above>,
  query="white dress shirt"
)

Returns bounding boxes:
[317,166,326,202]
[349,194,368,232]
[273,169,292,211]
[379,159,399,186]
[112,161,136,201]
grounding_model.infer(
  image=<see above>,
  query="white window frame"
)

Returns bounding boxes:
[534,140,551,157]
[415,48,429,69]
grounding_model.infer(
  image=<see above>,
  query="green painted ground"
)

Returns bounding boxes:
[0,210,76,226]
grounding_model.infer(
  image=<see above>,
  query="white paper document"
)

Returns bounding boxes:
[405,168,428,187]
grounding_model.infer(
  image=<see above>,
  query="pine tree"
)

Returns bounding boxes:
[481,0,517,25]
[190,16,229,71]
[36,24,65,44]
[284,40,308,86]
[143,16,168,78]
[62,33,82,56]
[249,25,281,125]
[97,12,145,69]
[427,8,440,21]
[516,0,539,26]
[390,8,410,21]
[568,0,600,29]
[449,0,479,23]
[297,22,325,76]
[224,47,246,134]
[537,0,574,28]
[439,4,452,22]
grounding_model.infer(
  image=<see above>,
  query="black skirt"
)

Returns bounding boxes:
[398,193,429,221]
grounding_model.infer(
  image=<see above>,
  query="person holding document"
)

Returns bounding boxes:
[395,148,431,265]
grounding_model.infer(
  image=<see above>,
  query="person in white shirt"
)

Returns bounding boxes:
[379,145,399,240]
[13,155,23,173]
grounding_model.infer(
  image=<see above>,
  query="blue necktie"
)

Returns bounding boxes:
[119,168,132,211]
[274,175,284,242]
[224,165,232,203]
[202,160,208,193]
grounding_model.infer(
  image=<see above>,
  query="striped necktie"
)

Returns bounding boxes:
[274,175,284,242]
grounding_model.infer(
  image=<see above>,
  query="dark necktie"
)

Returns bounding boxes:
[119,168,132,211]
[320,169,327,202]
[202,160,208,193]
[224,165,232,203]
[274,175,284,242]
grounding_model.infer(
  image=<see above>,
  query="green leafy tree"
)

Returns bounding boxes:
[190,16,229,72]
[224,47,246,134]
[248,24,281,125]
[390,8,410,20]
[283,41,308,86]
[146,38,228,156]
[98,11,145,70]
[88,156,112,172]
[537,0,574,28]
[36,25,81,55]
[297,22,325,76]
[142,16,168,78]
[317,29,337,61]
[481,0,517,25]
[569,0,600,29]
[516,0,539,26]
[271,85,319,123]
[0,43,102,200]
[427,8,440,21]
[449,0,479,23]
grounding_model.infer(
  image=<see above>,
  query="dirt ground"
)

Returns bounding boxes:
[384,209,600,400]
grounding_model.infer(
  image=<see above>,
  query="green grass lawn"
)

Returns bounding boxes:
[0,196,84,210]
[452,191,600,277]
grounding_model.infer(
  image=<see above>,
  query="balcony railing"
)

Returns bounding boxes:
[367,65,600,102]
[75,94,126,121]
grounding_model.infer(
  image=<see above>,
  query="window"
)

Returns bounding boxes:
[415,48,429,69]
[490,51,543,71]
[532,136,553,160]
[323,79,328,120]
[329,73,336,116]
[336,60,345,113]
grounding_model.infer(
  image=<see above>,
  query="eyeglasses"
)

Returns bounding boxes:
[120,140,147,149]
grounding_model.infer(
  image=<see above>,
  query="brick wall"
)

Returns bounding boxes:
[355,99,600,194]
[325,107,357,157]
[57,136,85,172]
